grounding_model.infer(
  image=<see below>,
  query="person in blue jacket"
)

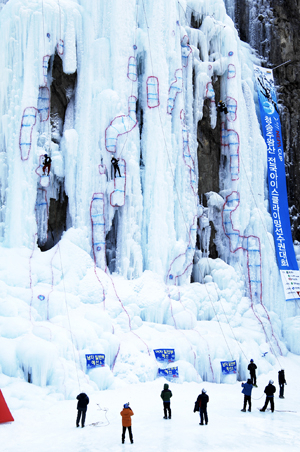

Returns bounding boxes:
[241,379,253,412]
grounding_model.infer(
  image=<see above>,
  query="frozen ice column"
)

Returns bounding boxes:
[105,96,137,154]
[90,193,106,270]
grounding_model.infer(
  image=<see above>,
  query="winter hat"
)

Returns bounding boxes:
[247,379,252,384]
[250,359,254,362]
[269,380,274,384]
[202,388,206,393]
[124,403,129,409]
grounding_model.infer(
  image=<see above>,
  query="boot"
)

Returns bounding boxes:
[241,409,246,412]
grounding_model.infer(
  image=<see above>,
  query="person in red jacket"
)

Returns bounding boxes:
[120,403,134,444]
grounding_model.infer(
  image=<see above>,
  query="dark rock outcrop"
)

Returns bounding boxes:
[225,0,300,241]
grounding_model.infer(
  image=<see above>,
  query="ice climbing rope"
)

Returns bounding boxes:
[58,243,82,391]
[141,2,285,378]
[141,0,244,372]
[118,1,139,161]
[42,0,52,160]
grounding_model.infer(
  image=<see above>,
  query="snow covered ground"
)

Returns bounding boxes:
[1,353,300,452]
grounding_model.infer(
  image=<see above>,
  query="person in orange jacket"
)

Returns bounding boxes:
[120,403,134,444]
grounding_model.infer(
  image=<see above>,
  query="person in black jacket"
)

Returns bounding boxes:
[197,389,209,425]
[260,380,276,412]
[43,154,52,175]
[248,359,257,387]
[160,383,172,419]
[76,393,89,427]
[217,100,228,114]
[278,369,286,398]
[111,156,121,177]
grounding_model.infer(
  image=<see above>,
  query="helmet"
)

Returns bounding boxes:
[202,388,206,393]
[250,359,254,362]
[124,403,129,409]
[269,380,274,384]
[44,153,48,157]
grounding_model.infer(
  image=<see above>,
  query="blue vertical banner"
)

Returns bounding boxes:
[254,65,300,301]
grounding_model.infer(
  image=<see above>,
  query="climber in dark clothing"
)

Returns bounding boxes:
[76,393,89,427]
[43,154,52,175]
[248,359,257,387]
[111,156,121,178]
[160,383,172,419]
[278,369,286,398]
[197,389,209,425]
[260,380,276,412]
[217,100,228,114]
[241,379,253,412]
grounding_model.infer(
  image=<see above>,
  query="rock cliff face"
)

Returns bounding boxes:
[225,0,300,241]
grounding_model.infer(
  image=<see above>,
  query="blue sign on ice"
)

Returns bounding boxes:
[86,354,105,369]
[158,367,179,378]
[154,349,175,363]
[221,360,237,374]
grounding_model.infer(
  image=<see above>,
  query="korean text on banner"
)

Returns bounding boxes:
[85,354,105,369]
[154,349,175,363]
[221,360,237,375]
[254,64,300,301]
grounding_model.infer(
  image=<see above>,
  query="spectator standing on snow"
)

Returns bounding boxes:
[76,392,89,428]
[241,379,253,412]
[197,389,209,425]
[278,369,286,398]
[160,383,172,419]
[248,359,257,387]
[260,380,276,412]
[120,403,134,444]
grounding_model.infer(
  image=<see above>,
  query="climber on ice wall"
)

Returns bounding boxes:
[217,100,228,114]
[111,156,121,178]
[43,154,52,175]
